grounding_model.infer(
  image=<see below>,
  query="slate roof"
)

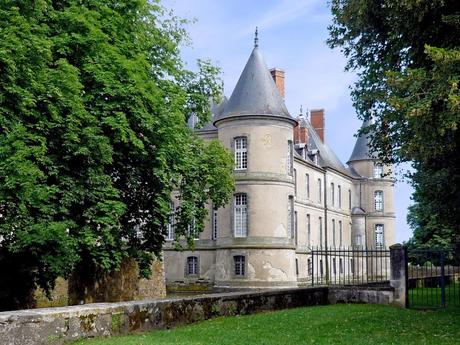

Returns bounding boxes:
[214,47,293,124]
[348,119,377,163]
[303,119,350,176]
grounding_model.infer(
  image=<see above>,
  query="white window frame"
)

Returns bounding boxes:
[374,190,384,212]
[234,137,247,171]
[286,140,293,175]
[234,194,248,237]
[375,224,384,248]
[373,163,384,178]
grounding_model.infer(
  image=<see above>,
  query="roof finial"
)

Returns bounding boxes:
[299,105,303,116]
[254,27,259,48]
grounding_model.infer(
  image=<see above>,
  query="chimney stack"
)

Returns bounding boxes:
[294,117,309,144]
[310,109,325,142]
[269,68,285,99]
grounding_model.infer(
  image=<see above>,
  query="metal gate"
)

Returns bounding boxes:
[407,248,460,309]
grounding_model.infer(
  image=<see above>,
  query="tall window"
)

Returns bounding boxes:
[333,258,337,275]
[234,137,247,170]
[234,194,248,237]
[375,224,384,248]
[373,163,383,178]
[212,207,218,240]
[374,190,384,211]
[317,178,322,203]
[287,140,293,175]
[187,218,199,239]
[307,259,312,276]
[305,173,310,199]
[295,258,299,276]
[338,185,342,208]
[348,189,352,210]
[339,220,343,247]
[294,211,298,245]
[294,169,297,196]
[287,196,294,239]
[186,256,199,276]
[306,214,311,246]
[319,216,323,247]
[332,219,336,247]
[355,234,363,246]
[234,255,245,276]
[331,182,335,207]
[167,201,175,240]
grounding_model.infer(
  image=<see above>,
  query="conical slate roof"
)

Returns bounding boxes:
[348,119,377,163]
[215,47,292,123]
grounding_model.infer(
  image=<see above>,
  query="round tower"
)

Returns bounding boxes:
[347,119,396,249]
[213,37,298,288]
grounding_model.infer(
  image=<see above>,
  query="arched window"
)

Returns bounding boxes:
[374,190,384,211]
[234,137,247,170]
[234,194,248,237]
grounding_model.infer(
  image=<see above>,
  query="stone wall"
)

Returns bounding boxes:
[34,259,166,308]
[0,286,395,345]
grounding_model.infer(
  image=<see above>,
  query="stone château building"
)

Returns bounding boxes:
[163,37,396,291]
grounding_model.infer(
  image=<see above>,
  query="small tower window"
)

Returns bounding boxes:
[287,140,293,175]
[234,255,246,276]
[373,164,383,178]
[287,196,294,239]
[234,194,248,237]
[234,137,247,170]
[186,256,199,276]
[374,190,384,212]
[375,224,384,248]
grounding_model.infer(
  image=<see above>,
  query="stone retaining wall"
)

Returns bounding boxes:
[0,286,394,345]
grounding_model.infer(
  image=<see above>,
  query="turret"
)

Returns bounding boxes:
[347,119,396,249]
[213,30,298,288]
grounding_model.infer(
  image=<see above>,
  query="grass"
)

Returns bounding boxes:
[409,285,460,308]
[74,304,460,345]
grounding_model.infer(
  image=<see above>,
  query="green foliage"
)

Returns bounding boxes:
[0,0,234,310]
[328,0,460,251]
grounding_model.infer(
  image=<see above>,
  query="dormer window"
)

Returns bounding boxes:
[234,137,247,170]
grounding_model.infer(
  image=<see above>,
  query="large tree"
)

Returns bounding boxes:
[0,0,234,310]
[328,0,460,252]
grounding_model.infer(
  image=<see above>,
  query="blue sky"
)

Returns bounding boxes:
[163,0,414,243]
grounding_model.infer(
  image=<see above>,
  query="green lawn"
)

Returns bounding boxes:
[74,304,460,345]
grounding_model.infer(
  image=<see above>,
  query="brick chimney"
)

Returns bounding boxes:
[294,118,309,144]
[310,109,325,142]
[269,68,285,99]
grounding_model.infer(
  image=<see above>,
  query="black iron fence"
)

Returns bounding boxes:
[310,247,390,286]
[406,248,460,309]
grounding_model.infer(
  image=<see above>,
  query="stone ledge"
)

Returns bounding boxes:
[0,286,396,345]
